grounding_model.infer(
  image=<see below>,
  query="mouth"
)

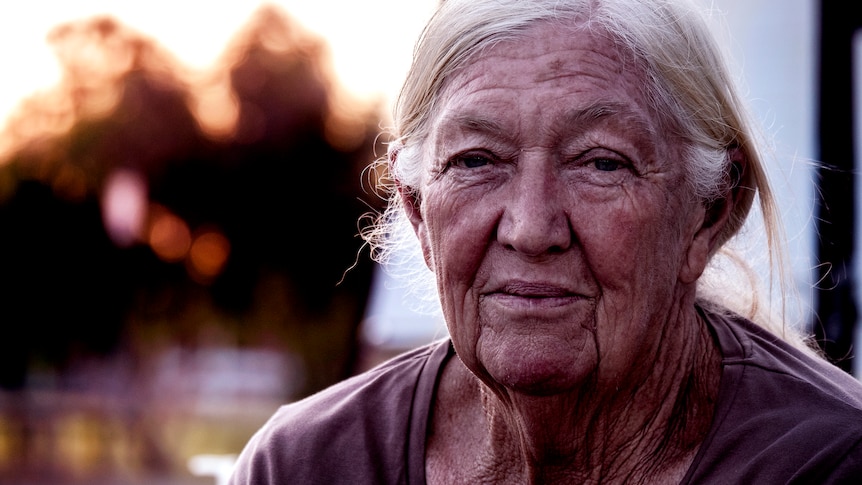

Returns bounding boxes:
[499,282,575,298]
[487,281,591,307]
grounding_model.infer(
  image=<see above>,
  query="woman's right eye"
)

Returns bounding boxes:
[453,152,493,169]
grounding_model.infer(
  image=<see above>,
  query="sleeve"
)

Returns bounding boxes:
[227,422,289,485]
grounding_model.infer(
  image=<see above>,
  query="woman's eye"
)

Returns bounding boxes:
[592,158,623,172]
[455,154,492,168]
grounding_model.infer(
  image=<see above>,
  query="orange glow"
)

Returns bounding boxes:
[187,73,240,139]
[148,206,191,262]
[324,94,370,153]
[51,161,88,202]
[187,229,231,283]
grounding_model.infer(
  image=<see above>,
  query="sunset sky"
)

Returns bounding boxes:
[0,0,438,128]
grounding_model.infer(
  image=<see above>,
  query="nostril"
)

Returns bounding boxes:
[501,235,571,258]
[547,245,566,254]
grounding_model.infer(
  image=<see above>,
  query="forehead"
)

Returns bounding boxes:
[432,22,658,134]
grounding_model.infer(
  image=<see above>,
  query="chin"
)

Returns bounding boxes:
[482,347,598,397]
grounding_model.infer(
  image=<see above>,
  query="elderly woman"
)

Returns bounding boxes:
[229,0,862,483]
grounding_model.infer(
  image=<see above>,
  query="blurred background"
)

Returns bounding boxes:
[0,1,858,484]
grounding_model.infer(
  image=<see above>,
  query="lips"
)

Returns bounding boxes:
[497,281,576,298]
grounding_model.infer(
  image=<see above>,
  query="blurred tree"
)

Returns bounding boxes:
[0,5,385,397]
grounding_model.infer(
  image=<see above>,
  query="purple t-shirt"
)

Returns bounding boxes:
[683,309,862,483]
[229,309,862,484]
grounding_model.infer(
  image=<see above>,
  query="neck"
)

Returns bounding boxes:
[428,303,721,484]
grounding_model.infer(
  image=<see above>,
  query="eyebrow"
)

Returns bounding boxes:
[568,102,625,124]
[563,101,657,137]
[444,114,506,138]
[442,100,656,139]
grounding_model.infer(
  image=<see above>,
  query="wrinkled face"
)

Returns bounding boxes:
[406,22,713,396]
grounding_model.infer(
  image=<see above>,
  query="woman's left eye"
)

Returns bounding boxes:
[568,149,637,184]
[462,155,491,168]
[592,158,622,172]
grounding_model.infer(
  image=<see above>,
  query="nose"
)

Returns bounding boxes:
[496,164,573,257]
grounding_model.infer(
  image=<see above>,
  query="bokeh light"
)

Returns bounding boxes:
[148,205,192,263]
[187,229,231,283]
[102,168,147,247]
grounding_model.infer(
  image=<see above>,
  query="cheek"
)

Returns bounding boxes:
[572,205,687,372]
[578,195,689,318]
[421,187,496,307]
[589,187,687,273]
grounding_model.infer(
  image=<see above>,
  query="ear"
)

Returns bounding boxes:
[679,147,747,283]
[392,150,435,271]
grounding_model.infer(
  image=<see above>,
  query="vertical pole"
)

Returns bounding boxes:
[814,1,860,373]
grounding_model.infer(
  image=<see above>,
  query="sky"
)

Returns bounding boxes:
[0,0,438,129]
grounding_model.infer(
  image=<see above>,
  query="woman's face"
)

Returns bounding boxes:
[406,22,715,396]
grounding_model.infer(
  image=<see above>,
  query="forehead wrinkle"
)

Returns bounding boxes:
[441,102,646,138]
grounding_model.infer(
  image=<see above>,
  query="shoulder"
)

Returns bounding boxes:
[229,339,452,485]
[707,308,862,408]
[687,308,862,483]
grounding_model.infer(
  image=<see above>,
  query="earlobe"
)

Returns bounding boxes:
[679,203,724,284]
[679,149,748,283]
[392,144,424,233]
[393,150,434,271]
[398,186,434,270]
[399,184,423,229]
